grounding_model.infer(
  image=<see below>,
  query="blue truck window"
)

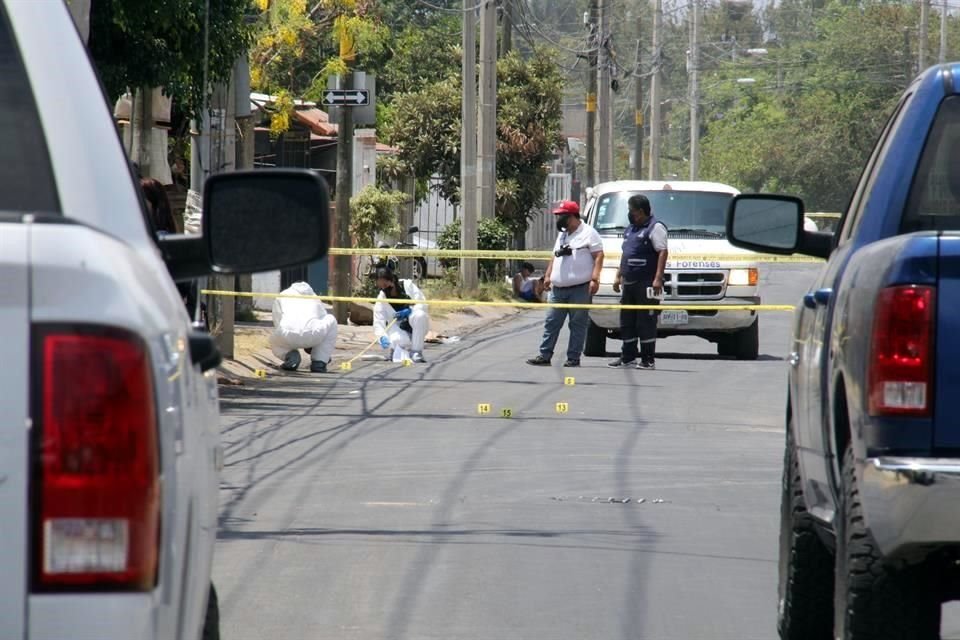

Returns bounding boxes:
[902,95,960,232]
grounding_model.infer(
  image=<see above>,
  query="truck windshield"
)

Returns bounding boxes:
[592,191,732,236]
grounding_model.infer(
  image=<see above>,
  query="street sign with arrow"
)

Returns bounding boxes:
[322,89,369,106]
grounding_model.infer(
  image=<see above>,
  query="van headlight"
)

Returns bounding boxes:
[729,268,758,286]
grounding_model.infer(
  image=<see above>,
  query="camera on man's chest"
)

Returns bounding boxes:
[554,244,573,257]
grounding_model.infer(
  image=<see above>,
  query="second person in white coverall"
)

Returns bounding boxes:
[270,281,338,373]
[373,267,430,363]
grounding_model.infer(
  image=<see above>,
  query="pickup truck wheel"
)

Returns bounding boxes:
[778,425,833,640]
[733,319,759,360]
[834,445,940,640]
[584,320,607,357]
[202,582,220,640]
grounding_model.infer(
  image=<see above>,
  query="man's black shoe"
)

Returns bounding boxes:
[563,359,580,367]
[607,358,634,368]
[526,355,551,366]
[281,350,301,371]
[310,360,328,373]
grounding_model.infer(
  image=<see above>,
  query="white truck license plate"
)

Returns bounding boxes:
[660,310,689,325]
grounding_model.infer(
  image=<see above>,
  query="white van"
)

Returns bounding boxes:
[583,180,762,360]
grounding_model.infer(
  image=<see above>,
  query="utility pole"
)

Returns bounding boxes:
[649,0,663,180]
[920,0,930,72]
[689,0,700,181]
[634,12,644,180]
[940,0,948,64]
[597,0,611,183]
[461,4,479,290]
[478,0,497,220]
[904,28,913,82]
[586,0,598,188]
[333,71,355,322]
[502,0,513,54]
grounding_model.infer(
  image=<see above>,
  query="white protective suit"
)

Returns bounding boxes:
[269,282,338,364]
[373,278,430,359]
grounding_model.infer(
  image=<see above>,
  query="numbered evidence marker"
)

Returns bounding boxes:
[339,361,352,371]
[564,376,576,386]
[556,402,570,414]
[254,369,267,379]
[477,403,492,415]
[501,408,513,419]
[402,359,413,367]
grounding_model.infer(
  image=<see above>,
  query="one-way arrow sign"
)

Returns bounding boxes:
[322,89,369,106]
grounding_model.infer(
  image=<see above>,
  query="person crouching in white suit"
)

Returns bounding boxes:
[270,282,338,373]
[373,267,430,363]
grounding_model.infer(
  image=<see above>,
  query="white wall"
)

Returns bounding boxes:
[253,271,281,311]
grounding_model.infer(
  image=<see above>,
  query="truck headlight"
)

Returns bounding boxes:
[600,267,617,285]
[728,268,758,286]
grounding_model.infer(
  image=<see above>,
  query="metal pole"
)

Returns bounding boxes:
[478,0,497,220]
[461,3,479,289]
[920,0,929,72]
[649,0,663,180]
[586,0,598,188]
[634,13,644,180]
[502,0,513,54]
[598,0,611,183]
[689,0,700,181]
[940,0,948,65]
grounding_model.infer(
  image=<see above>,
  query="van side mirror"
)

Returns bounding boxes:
[204,169,330,273]
[726,194,803,254]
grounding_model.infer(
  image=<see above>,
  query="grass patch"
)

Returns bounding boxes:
[422,275,513,314]
[235,308,258,323]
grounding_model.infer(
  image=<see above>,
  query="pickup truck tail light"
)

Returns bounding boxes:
[868,286,935,416]
[33,329,160,591]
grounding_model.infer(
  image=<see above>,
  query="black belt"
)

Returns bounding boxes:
[553,282,589,289]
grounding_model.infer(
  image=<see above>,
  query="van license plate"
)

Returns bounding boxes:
[660,310,689,325]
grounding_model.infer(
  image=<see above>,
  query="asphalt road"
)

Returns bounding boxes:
[212,264,960,640]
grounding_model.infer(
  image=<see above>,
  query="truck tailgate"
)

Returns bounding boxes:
[935,234,960,449]
[0,224,29,637]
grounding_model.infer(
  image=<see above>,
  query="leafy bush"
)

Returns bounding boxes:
[437,217,513,281]
[349,185,408,249]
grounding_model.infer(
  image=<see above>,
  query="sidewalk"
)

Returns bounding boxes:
[218,304,525,384]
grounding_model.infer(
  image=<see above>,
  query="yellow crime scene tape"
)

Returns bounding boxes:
[201,289,796,312]
[328,247,824,263]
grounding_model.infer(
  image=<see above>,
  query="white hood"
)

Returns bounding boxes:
[273,281,326,332]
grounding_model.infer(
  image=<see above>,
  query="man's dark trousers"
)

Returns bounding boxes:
[620,282,659,365]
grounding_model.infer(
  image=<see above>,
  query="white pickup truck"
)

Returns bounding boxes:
[583,180,762,360]
[0,3,329,639]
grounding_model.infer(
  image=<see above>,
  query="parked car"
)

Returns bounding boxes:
[727,63,960,639]
[583,180,763,359]
[0,3,329,639]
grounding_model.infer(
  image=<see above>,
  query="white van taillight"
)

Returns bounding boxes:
[35,330,160,590]
[868,286,936,417]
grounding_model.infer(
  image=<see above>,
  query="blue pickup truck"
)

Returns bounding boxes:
[727,64,960,640]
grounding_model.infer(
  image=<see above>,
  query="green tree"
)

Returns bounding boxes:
[699,0,912,210]
[384,48,564,234]
[89,0,252,116]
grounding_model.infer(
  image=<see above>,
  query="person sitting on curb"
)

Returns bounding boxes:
[513,261,545,302]
[374,266,430,363]
[269,281,338,373]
